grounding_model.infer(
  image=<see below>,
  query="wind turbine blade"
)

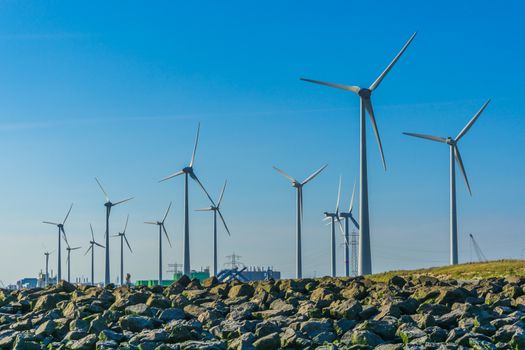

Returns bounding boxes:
[62,203,73,225]
[71,247,82,250]
[162,224,172,248]
[144,221,157,225]
[111,234,120,237]
[159,170,184,183]
[300,78,360,94]
[124,236,132,253]
[189,172,216,206]
[162,202,172,223]
[195,207,213,211]
[113,197,133,206]
[217,209,231,236]
[455,99,491,141]
[350,215,360,230]
[322,216,332,222]
[61,227,69,246]
[402,132,448,143]
[123,214,129,233]
[217,180,227,207]
[454,146,472,196]
[84,245,92,256]
[364,99,387,170]
[272,166,296,183]
[302,164,328,185]
[349,179,356,212]
[95,177,109,202]
[42,221,59,226]
[335,176,342,213]
[335,217,347,245]
[189,122,200,167]
[94,242,105,248]
[90,223,95,241]
[369,32,417,91]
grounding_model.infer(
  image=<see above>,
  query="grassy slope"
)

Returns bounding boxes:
[367,260,525,282]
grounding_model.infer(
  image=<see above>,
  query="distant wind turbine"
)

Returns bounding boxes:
[43,251,53,287]
[403,99,490,265]
[160,123,216,276]
[196,180,231,277]
[113,215,132,286]
[85,224,104,286]
[145,202,173,285]
[95,178,133,285]
[65,244,81,283]
[43,203,73,281]
[273,164,328,278]
[301,32,416,275]
[323,176,345,277]
[339,180,359,277]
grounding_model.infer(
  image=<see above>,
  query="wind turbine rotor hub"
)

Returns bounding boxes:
[105,202,112,207]
[358,88,371,98]
[446,138,455,145]
[183,167,192,173]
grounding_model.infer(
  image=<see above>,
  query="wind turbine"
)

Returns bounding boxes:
[85,224,104,286]
[145,203,173,285]
[403,100,490,265]
[273,164,327,278]
[301,32,416,275]
[43,251,53,287]
[113,215,132,286]
[160,123,216,276]
[196,180,231,277]
[323,176,344,277]
[95,178,133,285]
[339,180,360,277]
[43,203,73,281]
[65,244,81,283]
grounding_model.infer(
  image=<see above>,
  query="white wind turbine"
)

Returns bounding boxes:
[273,164,327,278]
[301,32,416,275]
[196,181,231,277]
[65,243,82,283]
[323,176,345,277]
[145,202,173,285]
[403,100,490,265]
[84,224,105,286]
[114,215,132,286]
[339,180,359,277]
[95,178,133,285]
[42,203,73,282]
[160,123,216,276]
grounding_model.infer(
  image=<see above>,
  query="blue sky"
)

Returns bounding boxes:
[0,1,524,284]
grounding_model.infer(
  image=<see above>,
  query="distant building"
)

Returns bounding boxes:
[17,278,38,289]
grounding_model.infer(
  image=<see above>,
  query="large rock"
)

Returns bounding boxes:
[119,315,154,332]
[228,284,255,299]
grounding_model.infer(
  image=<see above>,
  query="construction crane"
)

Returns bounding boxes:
[469,234,487,262]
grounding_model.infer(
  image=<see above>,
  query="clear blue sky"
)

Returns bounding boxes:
[0,1,524,284]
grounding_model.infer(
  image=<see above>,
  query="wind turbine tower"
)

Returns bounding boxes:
[196,180,231,276]
[43,203,73,281]
[273,164,327,278]
[95,178,133,285]
[160,123,216,276]
[403,100,490,265]
[301,33,416,275]
[43,251,52,287]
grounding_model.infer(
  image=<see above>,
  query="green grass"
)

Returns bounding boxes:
[367,260,525,282]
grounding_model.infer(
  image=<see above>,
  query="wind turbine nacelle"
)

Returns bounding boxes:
[358,89,371,98]
[183,167,192,173]
[446,138,455,145]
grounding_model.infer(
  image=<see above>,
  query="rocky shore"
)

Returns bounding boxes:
[2,275,525,349]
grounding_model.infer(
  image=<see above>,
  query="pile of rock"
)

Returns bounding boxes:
[2,274,525,349]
